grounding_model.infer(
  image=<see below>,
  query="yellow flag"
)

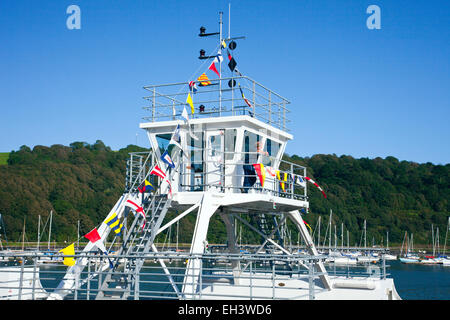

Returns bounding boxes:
[59,243,76,267]
[282,172,288,192]
[186,92,194,114]
[276,170,286,192]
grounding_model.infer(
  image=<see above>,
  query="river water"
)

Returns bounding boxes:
[389,260,450,300]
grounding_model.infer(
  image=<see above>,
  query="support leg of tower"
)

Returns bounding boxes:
[182,193,220,297]
[219,211,241,285]
[287,210,332,290]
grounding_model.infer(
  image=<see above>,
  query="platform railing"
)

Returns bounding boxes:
[125,149,307,200]
[179,149,307,200]
[142,76,291,132]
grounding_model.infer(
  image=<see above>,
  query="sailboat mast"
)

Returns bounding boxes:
[37,215,41,251]
[444,217,449,255]
[48,210,52,250]
[364,220,367,249]
[436,227,439,256]
[347,230,349,250]
[22,217,26,251]
[317,216,321,248]
[387,231,389,250]
[432,224,435,256]
[77,220,80,250]
[328,209,332,248]
[334,224,337,249]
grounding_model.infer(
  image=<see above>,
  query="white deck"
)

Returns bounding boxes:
[197,272,401,300]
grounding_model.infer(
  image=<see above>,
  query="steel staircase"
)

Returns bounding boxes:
[95,152,178,300]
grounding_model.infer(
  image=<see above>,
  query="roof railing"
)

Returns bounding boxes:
[142,76,291,132]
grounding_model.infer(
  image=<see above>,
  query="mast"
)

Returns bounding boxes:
[37,215,41,251]
[432,224,435,256]
[0,213,7,249]
[77,220,80,250]
[347,230,349,250]
[364,220,367,250]
[328,209,332,249]
[21,217,26,251]
[444,217,449,255]
[436,227,439,256]
[317,216,321,249]
[48,210,53,250]
[334,224,337,250]
[386,231,389,250]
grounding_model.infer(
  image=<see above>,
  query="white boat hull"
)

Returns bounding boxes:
[0,266,48,300]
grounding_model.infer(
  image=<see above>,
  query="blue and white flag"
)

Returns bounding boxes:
[161,150,175,169]
[188,81,198,93]
[296,175,306,188]
[215,50,223,63]
[169,124,182,149]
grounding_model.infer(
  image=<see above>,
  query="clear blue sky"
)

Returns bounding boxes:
[1,0,449,164]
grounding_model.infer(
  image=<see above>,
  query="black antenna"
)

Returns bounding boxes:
[198,26,219,37]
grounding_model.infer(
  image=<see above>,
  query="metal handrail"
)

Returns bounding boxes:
[141,76,291,132]
[126,150,308,200]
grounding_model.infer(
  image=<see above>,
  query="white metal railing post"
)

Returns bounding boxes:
[272,262,275,299]
[268,91,272,124]
[290,163,295,199]
[309,260,315,300]
[74,266,79,300]
[135,258,140,300]
[250,261,253,300]
[97,258,102,296]
[172,101,176,120]
[252,80,256,116]
[152,88,156,122]
[87,257,91,300]
[18,256,24,300]
[32,255,37,300]
[199,258,203,299]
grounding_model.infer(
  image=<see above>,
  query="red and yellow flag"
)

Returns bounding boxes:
[252,163,266,187]
[197,73,211,86]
